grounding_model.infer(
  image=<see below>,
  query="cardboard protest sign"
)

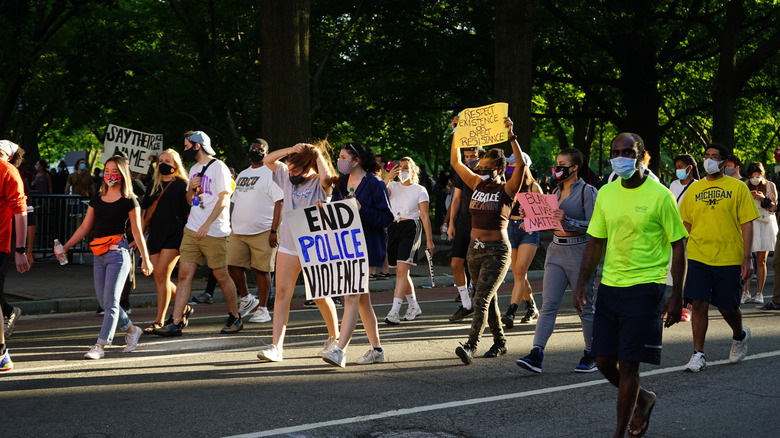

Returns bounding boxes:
[101,124,163,173]
[453,102,509,148]
[286,199,369,299]
[515,192,563,232]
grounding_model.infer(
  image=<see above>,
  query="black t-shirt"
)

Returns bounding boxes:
[142,178,190,241]
[89,193,139,238]
[452,173,473,229]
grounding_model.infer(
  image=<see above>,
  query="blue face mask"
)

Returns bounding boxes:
[610,157,637,180]
[79,163,87,171]
[676,168,690,180]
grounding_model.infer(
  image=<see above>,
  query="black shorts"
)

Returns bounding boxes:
[387,220,421,267]
[451,223,471,259]
[592,282,665,365]
[147,230,184,256]
[684,259,741,311]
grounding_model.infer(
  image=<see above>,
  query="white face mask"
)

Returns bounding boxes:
[703,158,722,175]
[750,177,762,186]
[398,171,411,183]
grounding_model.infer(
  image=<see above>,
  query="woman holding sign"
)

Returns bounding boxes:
[256,141,340,363]
[516,147,599,374]
[320,142,393,368]
[383,157,435,325]
[450,115,526,365]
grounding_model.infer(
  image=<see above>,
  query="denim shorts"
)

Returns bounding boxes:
[507,219,540,249]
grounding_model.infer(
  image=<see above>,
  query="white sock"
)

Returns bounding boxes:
[391,298,403,313]
[257,306,267,313]
[405,293,419,309]
[457,285,471,309]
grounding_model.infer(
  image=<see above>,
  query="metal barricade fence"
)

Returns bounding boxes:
[29,194,91,258]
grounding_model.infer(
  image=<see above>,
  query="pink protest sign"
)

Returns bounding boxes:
[515,192,563,232]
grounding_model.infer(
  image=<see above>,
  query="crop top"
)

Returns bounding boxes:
[469,180,513,230]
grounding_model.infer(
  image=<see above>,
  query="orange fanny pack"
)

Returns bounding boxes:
[89,235,123,255]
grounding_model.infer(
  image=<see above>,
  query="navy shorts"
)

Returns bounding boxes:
[683,259,741,311]
[507,219,540,249]
[592,282,665,365]
[451,223,471,259]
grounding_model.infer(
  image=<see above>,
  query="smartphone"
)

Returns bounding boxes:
[386,161,394,171]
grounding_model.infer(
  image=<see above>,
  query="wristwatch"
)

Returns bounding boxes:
[15,246,27,254]
[270,229,278,234]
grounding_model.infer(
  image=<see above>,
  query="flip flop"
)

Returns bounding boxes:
[628,391,656,438]
[181,305,194,328]
[143,322,163,334]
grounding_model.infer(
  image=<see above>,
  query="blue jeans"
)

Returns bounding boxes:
[94,240,132,345]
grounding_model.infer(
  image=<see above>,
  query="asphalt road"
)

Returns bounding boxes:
[2,290,779,437]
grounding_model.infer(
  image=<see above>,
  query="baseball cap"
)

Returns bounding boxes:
[187,131,216,155]
[506,152,532,168]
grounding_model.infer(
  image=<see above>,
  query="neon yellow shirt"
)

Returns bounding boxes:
[588,177,689,287]
[679,175,759,266]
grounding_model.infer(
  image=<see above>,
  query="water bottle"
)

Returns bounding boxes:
[53,239,68,265]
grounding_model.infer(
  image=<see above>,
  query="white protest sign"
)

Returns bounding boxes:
[515,192,563,232]
[102,124,163,173]
[286,199,369,299]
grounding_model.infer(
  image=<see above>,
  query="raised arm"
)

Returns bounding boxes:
[263,146,293,173]
[450,116,481,190]
[504,117,526,196]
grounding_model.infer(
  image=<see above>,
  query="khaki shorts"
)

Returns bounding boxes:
[179,227,229,269]
[227,231,277,272]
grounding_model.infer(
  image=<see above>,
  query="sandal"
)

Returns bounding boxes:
[143,322,163,334]
[181,305,194,328]
[628,391,656,438]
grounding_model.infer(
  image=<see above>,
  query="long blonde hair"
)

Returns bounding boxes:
[152,149,189,194]
[400,157,420,185]
[100,155,133,198]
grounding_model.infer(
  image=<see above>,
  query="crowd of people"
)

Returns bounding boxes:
[1,127,778,437]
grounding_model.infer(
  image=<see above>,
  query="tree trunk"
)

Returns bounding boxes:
[260,0,311,150]
[494,0,535,159]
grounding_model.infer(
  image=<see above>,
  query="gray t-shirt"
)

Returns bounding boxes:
[272,162,329,251]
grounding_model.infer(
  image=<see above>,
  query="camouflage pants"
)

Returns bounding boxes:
[466,239,510,346]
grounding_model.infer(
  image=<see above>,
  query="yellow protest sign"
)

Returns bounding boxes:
[453,102,509,148]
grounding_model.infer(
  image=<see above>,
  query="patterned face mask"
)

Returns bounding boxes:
[104,173,122,187]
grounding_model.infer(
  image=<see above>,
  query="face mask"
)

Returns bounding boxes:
[34,164,40,171]
[158,162,175,175]
[724,167,737,176]
[248,150,265,163]
[182,147,198,162]
[465,158,479,169]
[337,159,355,175]
[289,174,307,186]
[104,173,122,187]
[610,157,637,180]
[506,166,515,178]
[79,163,87,171]
[552,165,574,182]
[703,158,722,175]
[398,171,411,183]
[475,169,497,181]
[676,167,690,180]
[750,177,762,186]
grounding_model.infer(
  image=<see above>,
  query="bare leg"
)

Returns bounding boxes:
[152,249,180,325]
[691,299,709,352]
[256,270,272,307]
[212,266,239,317]
[451,257,466,288]
[172,261,198,324]
[719,307,744,339]
[314,297,339,339]
[756,251,768,293]
[358,293,381,347]
[228,265,249,298]
[596,356,654,438]
[393,262,413,300]
[271,252,301,347]
[337,295,361,350]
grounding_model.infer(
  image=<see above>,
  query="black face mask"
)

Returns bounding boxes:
[552,165,574,182]
[289,174,307,186]
[158,162,175,175]
[248,150,265,163]
[475,168,497,181]
[182,147,198,162]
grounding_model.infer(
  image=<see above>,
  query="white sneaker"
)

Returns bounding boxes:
[257,344,283,362]
[751,293,764,304]
[123,326,142,353]
[730,326,750,364]
[384,309,401,325]
[4,306,21,338]
[403,305,422,321]
[740,291,751,304]
[238,295,260,317]
[683,351,706,372]
[356,348,386,365]
[249,307,271,323]
[84,344,105,360]
[322,346,346,368]
[317,336,338,357]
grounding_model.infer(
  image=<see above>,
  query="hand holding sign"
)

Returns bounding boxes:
[453,103,509,149]
[515,192,563,232]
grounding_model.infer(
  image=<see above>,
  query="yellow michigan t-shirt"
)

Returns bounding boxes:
[679,175,759,266]
[588,177,689,287]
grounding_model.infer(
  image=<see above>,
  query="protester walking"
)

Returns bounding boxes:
[741,162,777,305]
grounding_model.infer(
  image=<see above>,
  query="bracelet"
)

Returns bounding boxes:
[508,134,517,142]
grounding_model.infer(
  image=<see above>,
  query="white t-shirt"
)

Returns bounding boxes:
[231,165,284,235]
[387,181,429,221]
[272,162,330,251]
[669,178,697,206]
[187,159,233,237]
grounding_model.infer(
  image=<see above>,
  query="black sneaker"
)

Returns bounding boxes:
[455,342,477,365]
[95,307,105,315]
[449,306,474,322]
[193,292,213,304]
[517,346,544,373]
[369,274,379,281]
[520,307,539,324]
[483,338,507,358]
[574,350,598,373]
[333,296,343,306]
[221,313,243,334]
[756,301,780,311]
[501,310,515,329]
[303,299,316,307]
